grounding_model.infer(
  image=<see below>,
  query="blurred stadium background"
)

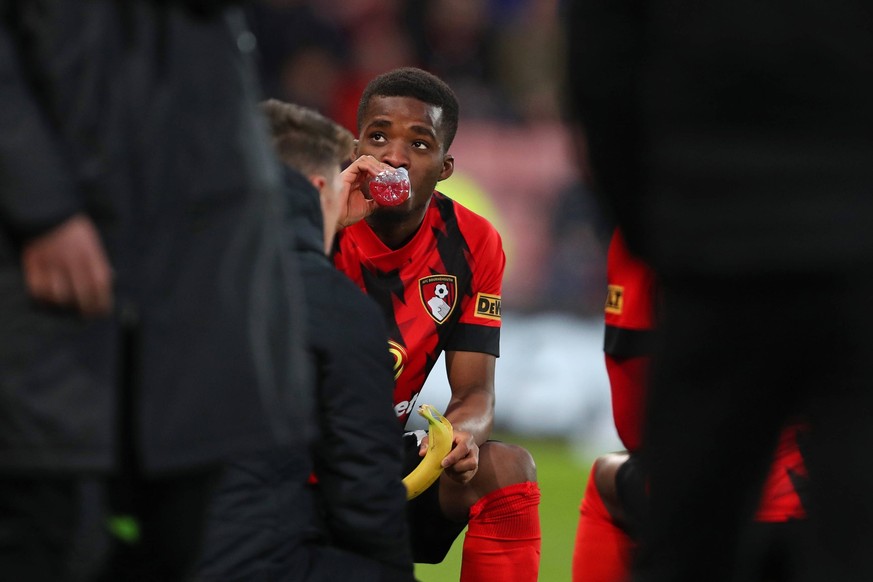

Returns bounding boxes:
[246,1,620,579]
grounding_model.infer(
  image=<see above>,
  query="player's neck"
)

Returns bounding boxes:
[365,207,427,250]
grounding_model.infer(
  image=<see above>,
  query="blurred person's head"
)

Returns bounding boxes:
[261,99,354,253]
[317,0,403,27]
[355,67,458,226]
[423,0,489,55]
[276,46,344,113]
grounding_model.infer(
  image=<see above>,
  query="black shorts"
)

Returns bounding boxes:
[403,433,467,564]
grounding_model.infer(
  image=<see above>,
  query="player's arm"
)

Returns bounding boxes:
[435,349,496,484]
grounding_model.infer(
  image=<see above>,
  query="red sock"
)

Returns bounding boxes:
[572,464,635,582]
[460,482,541,582]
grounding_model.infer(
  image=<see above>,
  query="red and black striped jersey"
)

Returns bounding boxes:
[333,192,504,426]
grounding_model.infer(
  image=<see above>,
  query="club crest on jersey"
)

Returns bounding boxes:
[419,275,457,324]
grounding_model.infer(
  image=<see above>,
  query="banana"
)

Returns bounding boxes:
[402,404,454,500]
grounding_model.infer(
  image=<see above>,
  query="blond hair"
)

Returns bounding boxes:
[261,99,354,177]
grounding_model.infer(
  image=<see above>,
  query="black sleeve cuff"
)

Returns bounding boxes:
[445,323,500,357]
[603,324,656,358]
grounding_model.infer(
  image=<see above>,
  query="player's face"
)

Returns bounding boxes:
[315,165,345,254]
[356,95,454,215]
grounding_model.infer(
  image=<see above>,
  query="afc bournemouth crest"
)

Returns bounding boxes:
[419,274,458,324]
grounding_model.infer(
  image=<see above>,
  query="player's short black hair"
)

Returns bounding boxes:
[357,67,460,150]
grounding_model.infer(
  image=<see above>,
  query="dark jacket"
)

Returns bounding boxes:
[566,0,873,277]
[0,1,311,473]
[197,169,413,581]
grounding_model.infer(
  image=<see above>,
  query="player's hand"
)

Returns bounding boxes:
[337,155,393,228]
[22,213,114,317]
[420,429,479,485]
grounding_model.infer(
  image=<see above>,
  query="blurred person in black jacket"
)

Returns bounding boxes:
[0,2,311,581]
[196,100,415,582]
[565,1,873,581]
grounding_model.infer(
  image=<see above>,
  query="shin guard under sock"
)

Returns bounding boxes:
[572,465,635,582]
[460,482,541,582]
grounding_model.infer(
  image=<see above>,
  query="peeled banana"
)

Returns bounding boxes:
[402,404,454,500]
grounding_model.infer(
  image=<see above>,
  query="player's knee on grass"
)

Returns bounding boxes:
[475,442,537,491]
[593,452,630,526]
[438,442,537,522]
[610,453,647,537]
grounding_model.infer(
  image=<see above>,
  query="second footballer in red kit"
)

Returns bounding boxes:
[572,229,810,582]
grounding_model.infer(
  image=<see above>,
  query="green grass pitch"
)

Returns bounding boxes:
[414,435,591,582]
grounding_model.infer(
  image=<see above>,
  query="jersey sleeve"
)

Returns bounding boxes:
[447,215,504,356]
[603,229,658,357]
[603,228,658,451]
